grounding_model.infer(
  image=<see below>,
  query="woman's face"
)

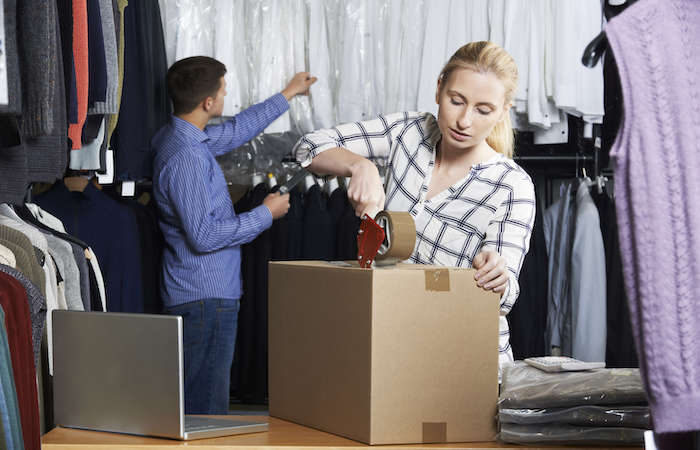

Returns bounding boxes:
[436,67,509,152]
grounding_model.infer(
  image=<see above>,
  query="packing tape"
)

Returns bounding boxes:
[422,422,447,443]
[374,211,416,262]
[425,269,450,291]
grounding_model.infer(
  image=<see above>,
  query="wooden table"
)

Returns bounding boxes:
[41,415,642,449]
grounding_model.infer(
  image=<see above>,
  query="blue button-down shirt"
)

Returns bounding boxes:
[152,93,289,306]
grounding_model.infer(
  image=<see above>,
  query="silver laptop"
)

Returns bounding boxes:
[52,310,269,440]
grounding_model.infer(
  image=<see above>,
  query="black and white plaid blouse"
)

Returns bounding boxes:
[294,112,536,368]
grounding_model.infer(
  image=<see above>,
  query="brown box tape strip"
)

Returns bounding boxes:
[424,269,450,291]
[422,422,447,443]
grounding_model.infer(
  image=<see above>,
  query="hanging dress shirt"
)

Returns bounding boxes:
[416,0,449,116]
[395,1,427,113]
[543,183,574,355]
[551,0,604,122]
[214,0,247,117]
[307,0,335,129]
[570,180,607,362]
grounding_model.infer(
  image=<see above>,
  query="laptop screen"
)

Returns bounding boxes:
[52,311,185,439]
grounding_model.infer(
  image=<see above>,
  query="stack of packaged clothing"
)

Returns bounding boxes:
[498,362,650,446]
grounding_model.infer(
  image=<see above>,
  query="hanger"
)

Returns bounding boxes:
[324,177,339,196]
[582,31,607,68]
[303,174,315,192]
[64,175,91,192]
[582,0,639,68]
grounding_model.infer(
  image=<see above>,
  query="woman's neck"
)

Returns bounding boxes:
[437,140,497,172]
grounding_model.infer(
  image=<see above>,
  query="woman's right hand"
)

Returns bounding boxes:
[348,158,385,218]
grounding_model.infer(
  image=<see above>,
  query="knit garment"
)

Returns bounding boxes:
[16,0,53,136]
[88,0,119,114]
[0,0,22,115]
[0,117,27,204]
[67,0,89,150]
[23,0,68,183]
[85,0,107,108]
[106,0,128,149]
[14,0,67,183]
[606,0,700,434]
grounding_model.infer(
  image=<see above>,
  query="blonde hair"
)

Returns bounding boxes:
[438,41,518,159]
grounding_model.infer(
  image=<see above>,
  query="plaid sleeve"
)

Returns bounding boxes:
[293,112,415,167]
[480,171,536,315]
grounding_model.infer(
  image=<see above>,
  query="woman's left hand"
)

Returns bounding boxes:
[472,250,508,294]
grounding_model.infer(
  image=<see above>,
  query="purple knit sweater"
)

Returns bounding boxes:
[607,0,700,434]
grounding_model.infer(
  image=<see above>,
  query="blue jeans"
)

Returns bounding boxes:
[164,298,239,414]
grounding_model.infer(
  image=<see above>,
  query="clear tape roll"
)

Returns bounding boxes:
[375,211,416,262]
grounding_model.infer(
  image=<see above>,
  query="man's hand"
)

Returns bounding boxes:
[263,192,291,219]
[472,250,508,294]
[347,158,385,218]
[281,72,318,100]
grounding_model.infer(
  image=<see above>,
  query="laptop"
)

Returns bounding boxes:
[52,310,269,440]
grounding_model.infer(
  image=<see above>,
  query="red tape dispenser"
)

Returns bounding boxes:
[357,213,385,268]
[356,211,416,268]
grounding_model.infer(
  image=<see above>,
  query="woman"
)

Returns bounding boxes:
[294,41,535,369]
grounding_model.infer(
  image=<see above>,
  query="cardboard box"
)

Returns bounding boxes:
[268,261,499,445]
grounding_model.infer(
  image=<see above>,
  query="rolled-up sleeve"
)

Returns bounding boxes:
[293,112,422,167]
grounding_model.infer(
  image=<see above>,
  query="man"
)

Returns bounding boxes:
[152,56,316,414]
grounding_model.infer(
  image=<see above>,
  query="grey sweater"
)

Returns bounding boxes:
[19,0,68,182]
[0,0,21,114]
[89,0,119,115]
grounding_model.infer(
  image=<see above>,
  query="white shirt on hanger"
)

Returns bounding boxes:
[214,0,248,117]
[336,0,374,122]
[253,0,291,133]
[503,0,531,116]
[396,1,428,113]
[307,0,335,129]
[552,0,604,121]
[488,0,506,46]
[287,0,315,134]
[416,0,450,116]
[467,0,491,42]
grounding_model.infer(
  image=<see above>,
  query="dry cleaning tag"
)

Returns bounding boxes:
[644,431,658,450]
[122,181,135,197]
[96,149,114,185]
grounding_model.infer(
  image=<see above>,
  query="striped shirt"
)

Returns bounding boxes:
[152,93,289,306]
[294,112,536,368]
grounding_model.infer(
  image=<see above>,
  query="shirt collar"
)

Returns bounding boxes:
[171,115,209,143]
[472,153,505,169]
[58,178,101,200]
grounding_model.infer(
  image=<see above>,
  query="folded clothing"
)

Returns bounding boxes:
[499,362,647,409]
[499,405,650,429]
[499,423,646,445]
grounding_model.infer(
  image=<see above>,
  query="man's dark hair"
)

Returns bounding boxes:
[167,56,227,115]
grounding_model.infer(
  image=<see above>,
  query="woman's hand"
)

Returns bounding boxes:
[347,158,385,218]
[472,250,508,294]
